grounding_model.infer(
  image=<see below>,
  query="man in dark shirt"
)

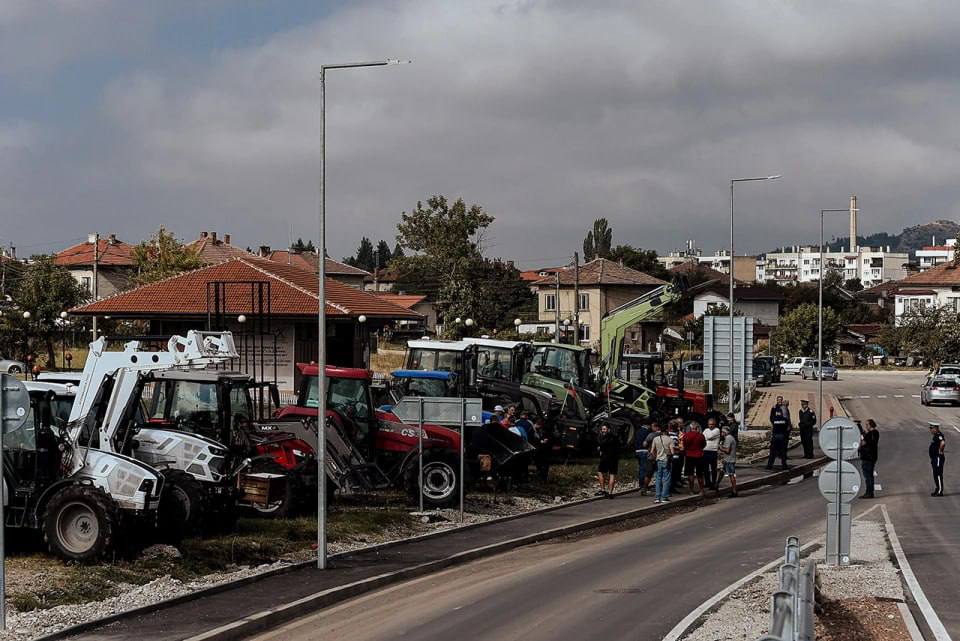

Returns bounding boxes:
[766,411,790,470]
[929,422,946,497]
[634,421,652,494]
[798,400,817,459]
[596,424,621,498]
[858,419,879,498]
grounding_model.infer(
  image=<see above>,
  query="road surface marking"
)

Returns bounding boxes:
[859,395,871,399]
[912,394,921,398]
[877,395,888,399]
[952,424,960,434]
[881,504,953,641]
[894,394,905,398]
[663,503,882,641]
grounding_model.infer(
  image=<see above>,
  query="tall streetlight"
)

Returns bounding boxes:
[317,59,409,570]
[818,208,857,431]
[729,176,781,417]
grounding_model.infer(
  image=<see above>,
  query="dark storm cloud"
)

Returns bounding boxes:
[4,1,960,262]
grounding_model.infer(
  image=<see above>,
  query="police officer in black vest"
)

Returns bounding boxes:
[766,404,791,470]
[930,422,946,497]
[798,399,816,459]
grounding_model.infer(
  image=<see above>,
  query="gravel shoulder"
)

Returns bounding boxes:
[682,516,913,641]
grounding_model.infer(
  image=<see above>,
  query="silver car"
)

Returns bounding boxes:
[921,377,960,406]
[934,364,960,382]
[0,356,25,375]
[801,360,838,380]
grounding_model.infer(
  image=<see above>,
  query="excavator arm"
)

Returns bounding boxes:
[598,280,684,385]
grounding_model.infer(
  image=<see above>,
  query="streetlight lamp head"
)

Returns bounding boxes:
[455,317,462,324]
[22,311,30,319]
[357,315,367,324]
[465,318,474,327]
[514,318,522,327]
[60,311,68,319]
[237,314,247,324]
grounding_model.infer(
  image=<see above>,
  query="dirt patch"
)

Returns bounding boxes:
[816,598,912,641]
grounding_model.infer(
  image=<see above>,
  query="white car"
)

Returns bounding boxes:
[780,357,813,376]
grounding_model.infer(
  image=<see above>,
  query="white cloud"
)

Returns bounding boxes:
[13,0,960,258]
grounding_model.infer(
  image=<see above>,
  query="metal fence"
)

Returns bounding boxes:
[757,536,816,641]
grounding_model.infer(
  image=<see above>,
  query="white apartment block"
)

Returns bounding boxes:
[916,238,957,271]
[760,245,909,288]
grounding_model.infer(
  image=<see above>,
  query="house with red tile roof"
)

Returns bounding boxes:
[889,259,960,325]
[69,255,420,389]
[187,231,252,264]
[372,292,436,332]
[532,258,667,349]
[262,248,370,289]
[54,234,137,299]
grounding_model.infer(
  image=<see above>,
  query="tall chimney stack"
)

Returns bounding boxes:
[849,194,858,253]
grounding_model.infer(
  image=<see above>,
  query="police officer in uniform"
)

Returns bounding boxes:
[766,406,791,470]
[929,422,946,497]
[798,399,816,459]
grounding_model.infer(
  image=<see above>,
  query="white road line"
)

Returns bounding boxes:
[881,504,953,641]
[662,503,882,641]
[895,395,905,398]
[952,424,960,434]
[912,395,921,398]
[859,395,871,399]
[877,395,888,399]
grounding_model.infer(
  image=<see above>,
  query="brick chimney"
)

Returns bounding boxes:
[200,231,208,239]
[258,245,271,257]
[224,233,231,245]
[108,234,117,244]
[210,232,217,243]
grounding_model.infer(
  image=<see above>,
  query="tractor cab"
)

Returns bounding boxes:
[389,369,463,403]
[463,338,532,385]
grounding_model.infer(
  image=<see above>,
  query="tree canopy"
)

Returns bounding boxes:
[582,218,613,261]
[291,238,315,252]
[133,227,202,285]
[770,303,840,358]
[880,305,960,364]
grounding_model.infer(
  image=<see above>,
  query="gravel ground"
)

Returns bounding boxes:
[682,519,907,641]
[0,483,600,640]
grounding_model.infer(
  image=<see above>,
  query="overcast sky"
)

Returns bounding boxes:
[2,1,960,267]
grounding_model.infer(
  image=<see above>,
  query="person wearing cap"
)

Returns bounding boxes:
[512,408,532,441]
[929,422,946,497]
[725,412,740,442]
[718,424,738,497]
[493,405,505,422]
[798,399,817,459]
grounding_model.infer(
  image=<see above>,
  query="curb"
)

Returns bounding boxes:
[37,481,645,641]
[183,458,829,641]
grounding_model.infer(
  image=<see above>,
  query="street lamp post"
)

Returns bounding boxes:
[59,312,68,369]
[818,208,856,432]
[729,176,781,419]
[317,58,408,570]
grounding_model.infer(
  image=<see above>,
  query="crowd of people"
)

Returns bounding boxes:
[490,404,552,481]
[628,416,740,503]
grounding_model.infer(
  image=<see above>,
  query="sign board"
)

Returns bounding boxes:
[820,418,860,460]
[0,374,30,435]
[391,397,484,427]
[826,502,853,565]
[818,460,861,503]
[703,316,754,381]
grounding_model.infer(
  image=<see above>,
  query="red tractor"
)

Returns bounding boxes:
[274,364,469,509]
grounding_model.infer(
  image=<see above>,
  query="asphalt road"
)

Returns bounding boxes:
[246,369,959,641]
[803,369,960,638]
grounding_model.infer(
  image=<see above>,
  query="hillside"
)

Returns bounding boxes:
[822,219,960,256]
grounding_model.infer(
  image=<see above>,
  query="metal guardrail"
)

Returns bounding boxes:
[757,536,816,641]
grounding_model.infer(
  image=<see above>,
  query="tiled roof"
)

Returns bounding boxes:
[373,293,427,309]
[697,283,785,302]
[55,238,136,267]
[266,250,371,276]
[891,260,960,288]
[187,236,252,264]
[520,267,564,282]
[533,258,666,287]
[70,256,419,319]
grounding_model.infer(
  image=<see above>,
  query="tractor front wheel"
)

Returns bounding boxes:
[405,451,460,509]
[157,470,204,542]
[44,485,116,562]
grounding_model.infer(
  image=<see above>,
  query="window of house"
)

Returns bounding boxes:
[578,293,589,310]
[81,276,92,293]
[580,325,591,342]
[544,293,556,311]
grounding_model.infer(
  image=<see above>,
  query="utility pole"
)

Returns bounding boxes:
[91,233,99,339]
[554,271,561,342]
[573,252,580,344]
[373,248,379,292]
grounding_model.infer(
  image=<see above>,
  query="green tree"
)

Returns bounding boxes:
[770,303,840,358]
[291,238,315,252]
[582,218,613,261]
[895,305,960,364]
[345,237,375,271]
[843,278,863,292]
[608,244,669,279]
[375,240,392,270]
[133,227,202,285]
[391,243,405,261]
[10,257,88,366]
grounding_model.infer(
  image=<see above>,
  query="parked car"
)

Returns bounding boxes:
[755,356,781,383]
[933,363,960,382]
[780,356,813,376]
[801,360,838,380]
[753,358,774,387]
[921,377,960,406]
[0,355,25,374]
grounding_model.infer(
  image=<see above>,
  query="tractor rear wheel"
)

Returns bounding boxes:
[157,470,204,542]
[44,485,116,562]
[405,450,459,509]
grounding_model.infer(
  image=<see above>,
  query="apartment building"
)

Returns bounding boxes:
[760,245,908,287]
[916,238,957,271]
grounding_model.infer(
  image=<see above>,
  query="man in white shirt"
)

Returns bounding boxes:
[702,417,721,490]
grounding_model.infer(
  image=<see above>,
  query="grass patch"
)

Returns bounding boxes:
[328,508,416,541]
[8,565,120,611]
[370,349,405,374]
[514,458,640,498]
